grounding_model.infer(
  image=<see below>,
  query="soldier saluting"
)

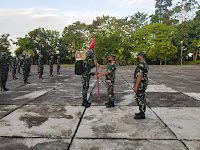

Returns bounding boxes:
[22,56,31,85]
[96,54,116,108]
[133,52,149,119]
[0,52,9,91]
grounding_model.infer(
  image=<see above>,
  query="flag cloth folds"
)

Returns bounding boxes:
[89,37,95,50]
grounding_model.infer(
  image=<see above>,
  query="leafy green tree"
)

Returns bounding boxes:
[173,0,199,23]
[133,23,177,64]
[0,33,11,56]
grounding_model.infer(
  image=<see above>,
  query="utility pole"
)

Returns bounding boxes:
[180,41,183,65]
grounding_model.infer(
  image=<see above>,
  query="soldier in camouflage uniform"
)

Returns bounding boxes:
[0,52,9,91]
[49,56,54,77]
[17,57,21,74]
[22,56,31,84]
[97,54,116,108]
[133,52,149,119]
[38,55,44,79]
[11,56,18,80]
[57,56,61,75]
[81,50,97,108]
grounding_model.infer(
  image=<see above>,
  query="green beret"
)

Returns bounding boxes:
[108,54,116,58]
[137,51,145,56]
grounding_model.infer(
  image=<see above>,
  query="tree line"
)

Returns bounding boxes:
[0,0,199,65]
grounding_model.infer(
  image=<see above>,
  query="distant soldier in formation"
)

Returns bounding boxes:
[38,55,44,79]
[81,50,97,108]
[0,52,9,91]
[22,56,31,84]
[11,56,18,80]
[97,54,116,108]
[133,52,149,119]
[8,58,12,72]
[57,56,61,75]
[17,57,21,74]
[49,56,54,77]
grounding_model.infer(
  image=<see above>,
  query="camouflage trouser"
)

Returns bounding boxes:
[0,71,8,88]
[39,68,43,78]
[23,71,29,83]
[18,65,21,73]
[12,68,17,79]
[57,65,60,74]
[81,75,90,101]
[106,80,115,102]
[136,91,146,113]
[50,67,53,76]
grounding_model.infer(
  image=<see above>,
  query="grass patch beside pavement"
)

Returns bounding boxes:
[183,60,200,65]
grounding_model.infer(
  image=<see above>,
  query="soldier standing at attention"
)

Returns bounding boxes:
[11,56,18,80]
[96,54,116,108]
[49,56,54,77]
[57,56,61,75]
[17,57,21,74]
[38,55,44,79]
[22,56,31,85]
[82,50,97,108]
[133,52,149,119]
[0,52,9,91]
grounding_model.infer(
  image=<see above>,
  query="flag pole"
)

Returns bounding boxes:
[94,38,100,99]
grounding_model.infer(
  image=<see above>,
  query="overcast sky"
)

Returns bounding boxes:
[0,0,180,53]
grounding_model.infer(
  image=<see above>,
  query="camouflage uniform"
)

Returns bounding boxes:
[134,60,149,113]
[17,58,21,73]
[38,58,44,79]
[57,58,61,74]
[81,58,95,101]
[22,59,31,84]
[105,61,116,102]
[0,57,9,90]
[11,58,17,79]
[49,59,54,76]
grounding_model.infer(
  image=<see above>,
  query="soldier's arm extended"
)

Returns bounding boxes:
[97,63,106,69]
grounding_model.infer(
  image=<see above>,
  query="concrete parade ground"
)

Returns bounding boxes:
[0,65,200,150]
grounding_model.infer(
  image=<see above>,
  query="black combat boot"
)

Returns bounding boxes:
[106,101,115,108]
[135,112,140,116]
[134,112,145,119]
[82,100,91,108]
[3,86,9,91]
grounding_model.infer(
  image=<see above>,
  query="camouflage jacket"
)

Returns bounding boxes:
[134,60,149,91]
[57,59,60,66]
[0,58,9,73]
[82,58,95,77]
[22,60,31,72]
[11,59,18,69]
[38,59,44,68]
[49,59,54,67]
[106,61,116,82]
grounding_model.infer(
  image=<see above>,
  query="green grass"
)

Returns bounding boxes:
[183,60,200,65]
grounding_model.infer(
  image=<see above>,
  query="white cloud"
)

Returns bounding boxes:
[0,8,117,54]
[120,0,155,8]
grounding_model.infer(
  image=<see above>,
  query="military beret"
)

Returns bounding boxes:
[1,52,7,56]
[137,51,145,56]
[108,54,116,58]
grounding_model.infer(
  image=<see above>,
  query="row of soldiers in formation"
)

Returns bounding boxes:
[81,50,149,119]
[0,52,61,91]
